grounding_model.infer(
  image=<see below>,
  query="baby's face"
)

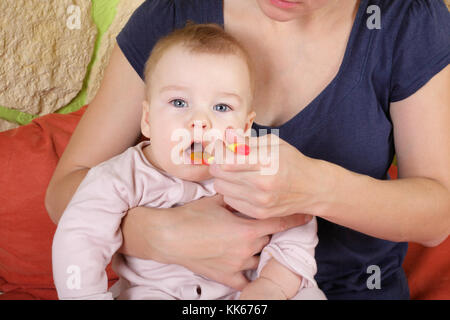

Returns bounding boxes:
[141,44,255,182]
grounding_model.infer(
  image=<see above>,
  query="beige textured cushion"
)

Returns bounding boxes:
[86,0,145,104]
[0,0,96,116]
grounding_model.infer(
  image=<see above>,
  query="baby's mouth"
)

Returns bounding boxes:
[183,141,213,165]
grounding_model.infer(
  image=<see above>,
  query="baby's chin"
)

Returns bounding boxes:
[165,164,213,182]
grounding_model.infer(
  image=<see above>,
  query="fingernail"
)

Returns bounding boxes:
[236,144,250,155]
[227,143,250,155]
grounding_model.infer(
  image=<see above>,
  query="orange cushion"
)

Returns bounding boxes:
[0,106,117,300]
[0,109,447,299]
[403,240,450,300]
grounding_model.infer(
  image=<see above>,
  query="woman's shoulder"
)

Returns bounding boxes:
[364,0,450,56]
[373,0,450,33]
[357,0,449,102]
[376,0,449,15]
[387,0,449,101]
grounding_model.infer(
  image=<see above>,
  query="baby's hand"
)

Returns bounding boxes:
[239,277,287,300]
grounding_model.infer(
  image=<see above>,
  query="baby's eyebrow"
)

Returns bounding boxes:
[218,92,242,103]
[159,85,189,93]
[159,85,243,103]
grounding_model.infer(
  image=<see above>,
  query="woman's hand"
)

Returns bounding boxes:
[209,130,337,219]
[121,194,311,291]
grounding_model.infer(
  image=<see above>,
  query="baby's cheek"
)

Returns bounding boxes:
[151,122,176,141]
[228,114,249,130]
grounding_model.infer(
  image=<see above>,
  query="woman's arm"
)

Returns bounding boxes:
[45,43,146,223]
[121,194,311,290]
[211,66,450,247]
[321,65,450,247]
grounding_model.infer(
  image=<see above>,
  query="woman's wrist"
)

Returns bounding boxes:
[315,159,348,218]
[291,157,344,218]
[120,205,174,262]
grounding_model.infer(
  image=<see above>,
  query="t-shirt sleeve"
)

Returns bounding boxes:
[256,218,319,290]
[390,0,450,102]
[116,0,177,80]
[52,164,133,299]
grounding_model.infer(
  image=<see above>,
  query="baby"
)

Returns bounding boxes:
[52,23,325,300]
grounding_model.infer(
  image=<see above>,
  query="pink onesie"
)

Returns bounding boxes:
[52,141,325,300]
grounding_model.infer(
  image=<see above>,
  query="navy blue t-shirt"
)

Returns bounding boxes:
[117,0,450,299]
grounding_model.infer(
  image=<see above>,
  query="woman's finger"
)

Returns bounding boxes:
[223,196,264,218]
[209,164,257,185]
[216,162,261,172]
[213,178,253,203]
[209,138,239,165]
[218,134,280,171]
[251,235,270,255]
[242,256,260,271]
[225,128,261,150]
[224,129,259,163]
[206,193,228,208]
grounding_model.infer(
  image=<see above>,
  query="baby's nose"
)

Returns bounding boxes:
[189,118,211,130]
[189,119,212,145]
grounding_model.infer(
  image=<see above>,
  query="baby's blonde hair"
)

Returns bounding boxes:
[143,21,254,100]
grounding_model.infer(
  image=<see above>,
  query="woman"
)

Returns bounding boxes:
[45,0,450,299]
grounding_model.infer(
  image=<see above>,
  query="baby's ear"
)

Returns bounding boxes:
[141,100,151,139]
[244,111,256,136]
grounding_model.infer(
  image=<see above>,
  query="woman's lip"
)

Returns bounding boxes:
[270,0,300,9]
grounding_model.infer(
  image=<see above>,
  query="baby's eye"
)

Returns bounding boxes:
[213,104,231,112]
[170,99,188,108]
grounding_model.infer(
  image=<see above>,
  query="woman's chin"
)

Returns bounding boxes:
[257,1,300,21]
[257,0,324,22]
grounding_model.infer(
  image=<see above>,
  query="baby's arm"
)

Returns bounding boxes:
[239,217,319,300]
[240,258,302,299]
[52,165,133,300]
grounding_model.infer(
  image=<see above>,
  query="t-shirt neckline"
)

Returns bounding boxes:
[214,0,369,130]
